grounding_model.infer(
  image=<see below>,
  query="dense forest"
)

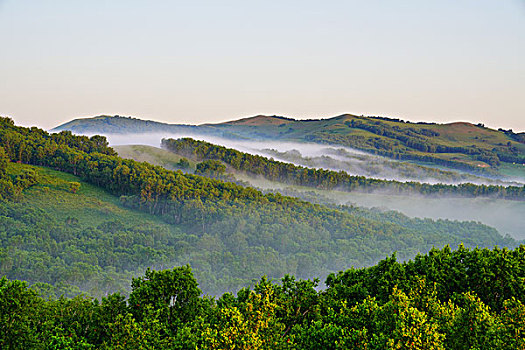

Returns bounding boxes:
[161,138,525,200]
[0,117,519,296]
[2,245,525,349]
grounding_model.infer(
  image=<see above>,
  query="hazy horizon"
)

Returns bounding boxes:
[1,1,524,132]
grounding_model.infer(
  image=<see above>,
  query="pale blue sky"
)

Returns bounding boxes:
[1,0,524,130]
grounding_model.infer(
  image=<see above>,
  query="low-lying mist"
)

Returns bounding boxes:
[100,132,521,186]
[345,192,524,240]
[93,132,525,240]
[253,177,525,241]
[227,170,524,241]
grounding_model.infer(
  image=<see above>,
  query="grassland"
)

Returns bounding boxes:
[115,145,197,171]
[8,162,179,233]
[498,162,525,180]
[218,115,523,158]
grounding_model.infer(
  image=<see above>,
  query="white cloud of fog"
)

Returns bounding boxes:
[343,192,525,241]
[84,131,525,240]
[257,181,525,241]
[98,132,522,186]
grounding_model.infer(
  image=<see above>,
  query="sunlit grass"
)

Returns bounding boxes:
[8,162,177,230]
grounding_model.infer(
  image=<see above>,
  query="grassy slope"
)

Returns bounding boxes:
[10,162,176,230]
[498,162,525,179]
[220,115,522,153]
[115,145,197,171]
[3,163,191,297]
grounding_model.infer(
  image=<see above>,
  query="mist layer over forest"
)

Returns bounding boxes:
[103,132,523,186]
[103,132,525,240]
[6,117,519,298]
[342,194,525,240]
[267,182,525,241]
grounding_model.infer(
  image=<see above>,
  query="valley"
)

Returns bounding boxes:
[3,2,524,347]
[116,140,525,239]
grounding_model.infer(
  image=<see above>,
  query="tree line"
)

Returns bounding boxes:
[161,137,525,200]
[0,145,39,201]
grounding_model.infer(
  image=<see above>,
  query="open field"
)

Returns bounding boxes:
[10,162,179,230]
[115,145,196,171]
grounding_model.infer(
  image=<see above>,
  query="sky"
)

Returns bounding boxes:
[1,0,524,131]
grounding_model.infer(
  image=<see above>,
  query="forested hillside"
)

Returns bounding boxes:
[0,162,191,298]
[162,138,525,200]
[2,245,525,349]
[0,117,519,296]
[258,146,506,185]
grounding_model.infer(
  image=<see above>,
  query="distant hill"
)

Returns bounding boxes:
[53,114,525,175]
[211,114,525,173]
[52,115,215,135]
[215,115,295,126]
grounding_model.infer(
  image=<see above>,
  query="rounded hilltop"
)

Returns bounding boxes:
[219,115,296,126]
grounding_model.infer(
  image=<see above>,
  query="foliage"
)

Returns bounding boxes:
[0,277,39,349]
[1,246,525,349]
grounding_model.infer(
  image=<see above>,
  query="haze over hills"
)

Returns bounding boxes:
[54,113,525,240]
[53,114,525,181]
[8,113,525,350]
[4,116,520,298]
[4,1,525,347]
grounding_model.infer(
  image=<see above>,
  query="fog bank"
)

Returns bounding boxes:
[99,132,521,186]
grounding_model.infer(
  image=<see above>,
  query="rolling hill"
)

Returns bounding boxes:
[53,115,216,135]
[53,114,525,179]
[1,117,520,297]
[210,114,525,173]
[4,116,525,350]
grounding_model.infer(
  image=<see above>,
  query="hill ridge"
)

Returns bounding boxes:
[51,114,525,176]
[214,115,296,126]
[53,113,522,133]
